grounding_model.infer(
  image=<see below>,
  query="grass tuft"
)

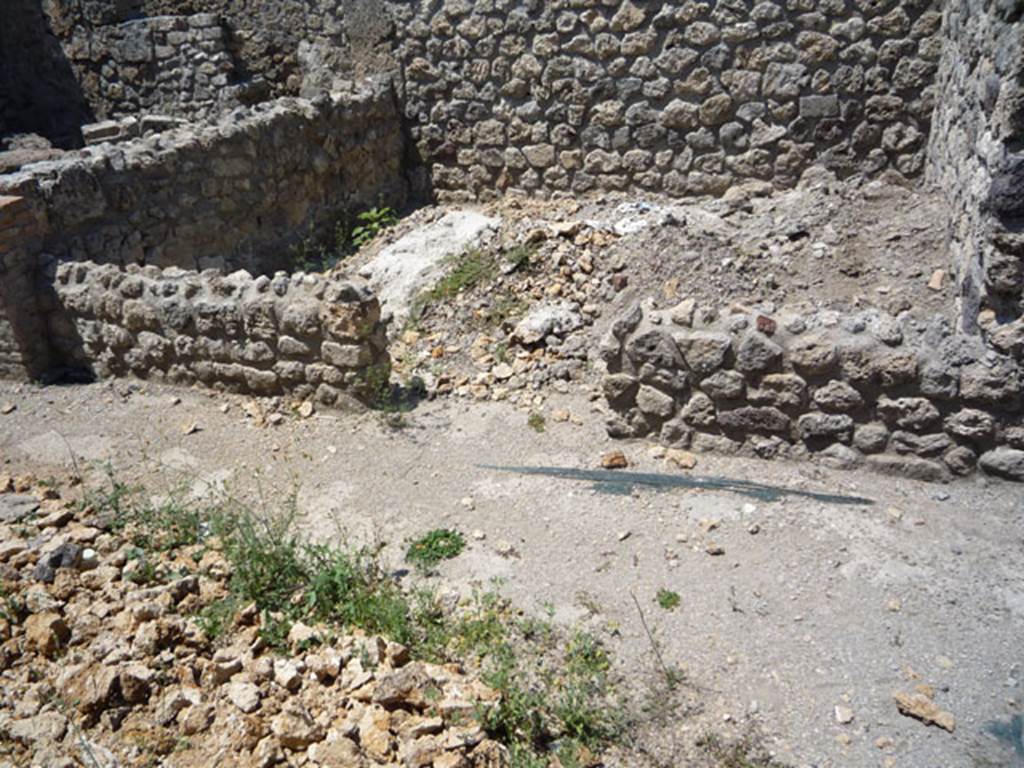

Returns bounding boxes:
[406,528,466,569]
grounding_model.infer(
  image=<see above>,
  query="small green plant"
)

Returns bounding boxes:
[350,206,398,248]
[406,529,466,569]
[527,412,546,433]
[411,248,499,320]
[656,589,681,612]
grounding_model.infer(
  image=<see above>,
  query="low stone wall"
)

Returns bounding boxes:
[601,301,1024,482]
[926,0,1023,338]
[0,77,407,276]
[50,261,389,405]
[0,196,52,380]
[0,77,406,383]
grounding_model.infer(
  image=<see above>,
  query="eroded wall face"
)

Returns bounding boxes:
[927,0,1024,335]
[393,0,944,200]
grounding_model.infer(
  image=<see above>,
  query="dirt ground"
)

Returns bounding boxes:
[2,377,1022,767]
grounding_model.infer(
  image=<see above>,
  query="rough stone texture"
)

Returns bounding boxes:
[603,302,1024,482]
[391,0,942,200]
[0,79,405,382]
[51,261,389,404]
[927,0,1024,334]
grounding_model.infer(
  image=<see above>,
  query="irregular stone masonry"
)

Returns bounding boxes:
[926,0,1024,334]
[391,0,944,201]
[51,261,390,407]
[0,78,405,381]
[58,13,251,123]
[601,301,1024,482]
[0,77,406,276]
[0,196,51,380]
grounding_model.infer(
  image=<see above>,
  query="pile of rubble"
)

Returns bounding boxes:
[0,477,508,768]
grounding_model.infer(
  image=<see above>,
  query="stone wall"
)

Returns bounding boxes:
[0,77,406,382]
[54,13,255,122]
[926,0,1024,338]
[43,0,394,114]
[392,0,944,201]
[0,78,407,276]
[601,300,1024,482]
[0,0,94,147]
[0,196,52,381]
[49,261,389,405]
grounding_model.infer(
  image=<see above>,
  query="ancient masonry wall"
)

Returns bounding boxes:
[55,13,251,123]
[50,261,389,405]
[926,0,1024,336]
[0,78,406,382]
[392,0,944,201]
[601,301,1024,482]
[0,197,52,381]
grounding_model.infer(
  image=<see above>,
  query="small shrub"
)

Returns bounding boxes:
[351,206,398,248]
[406,529,466,569]
[656,589,681,612]
[527,413,546,433]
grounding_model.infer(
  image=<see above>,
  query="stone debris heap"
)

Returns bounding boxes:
[0,477,508,768]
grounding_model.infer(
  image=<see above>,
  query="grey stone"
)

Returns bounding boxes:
[718,406,790,433]
[32,543,84,583]
[0,494,39,523]
[877,396,941,432]
[513,302,584,344]
[944,408,995,441]
[748,373,807,409]
[799,94,840,118]
[819,443,864,470]
[890,431,955,458]
[602,374,639,407]
[813,380,864,412]
[681,392,717,427]
[701,369,746,400]
[853,423,890,454]
[866,454,952,483]
[624,329,683,369]
[636,385,675,419]
[797,413,854,442]
[979,448,1024,481]
[790,335,838,375]
[735,331,783,374]
[674,330,732,374]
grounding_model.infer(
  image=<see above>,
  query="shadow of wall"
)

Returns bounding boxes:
[0,0,94,148]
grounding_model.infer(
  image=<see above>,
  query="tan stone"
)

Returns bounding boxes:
[24,612,70,658]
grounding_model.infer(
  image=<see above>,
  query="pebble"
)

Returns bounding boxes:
[1,402,17,414]
[834,705,855,724]
[471,529,486,541]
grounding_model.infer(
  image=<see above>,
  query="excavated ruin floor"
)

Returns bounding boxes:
[2,378,1022,768]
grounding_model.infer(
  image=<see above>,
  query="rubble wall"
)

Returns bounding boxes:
[0,78,405,381]
[0,196,53,380]
[392,0,944,201]
[51,12,251,123]
[50,261,389,405]
[601,302,1024,482]
[926,0,1024,335]
[0,79,407,277]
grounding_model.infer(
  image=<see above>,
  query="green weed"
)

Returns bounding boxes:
[350,206,398,248]
[656,589,681,612]
[527,412,546,433]
[406,529,466,569]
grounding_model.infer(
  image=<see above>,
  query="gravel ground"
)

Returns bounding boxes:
[2,378,1022,767]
